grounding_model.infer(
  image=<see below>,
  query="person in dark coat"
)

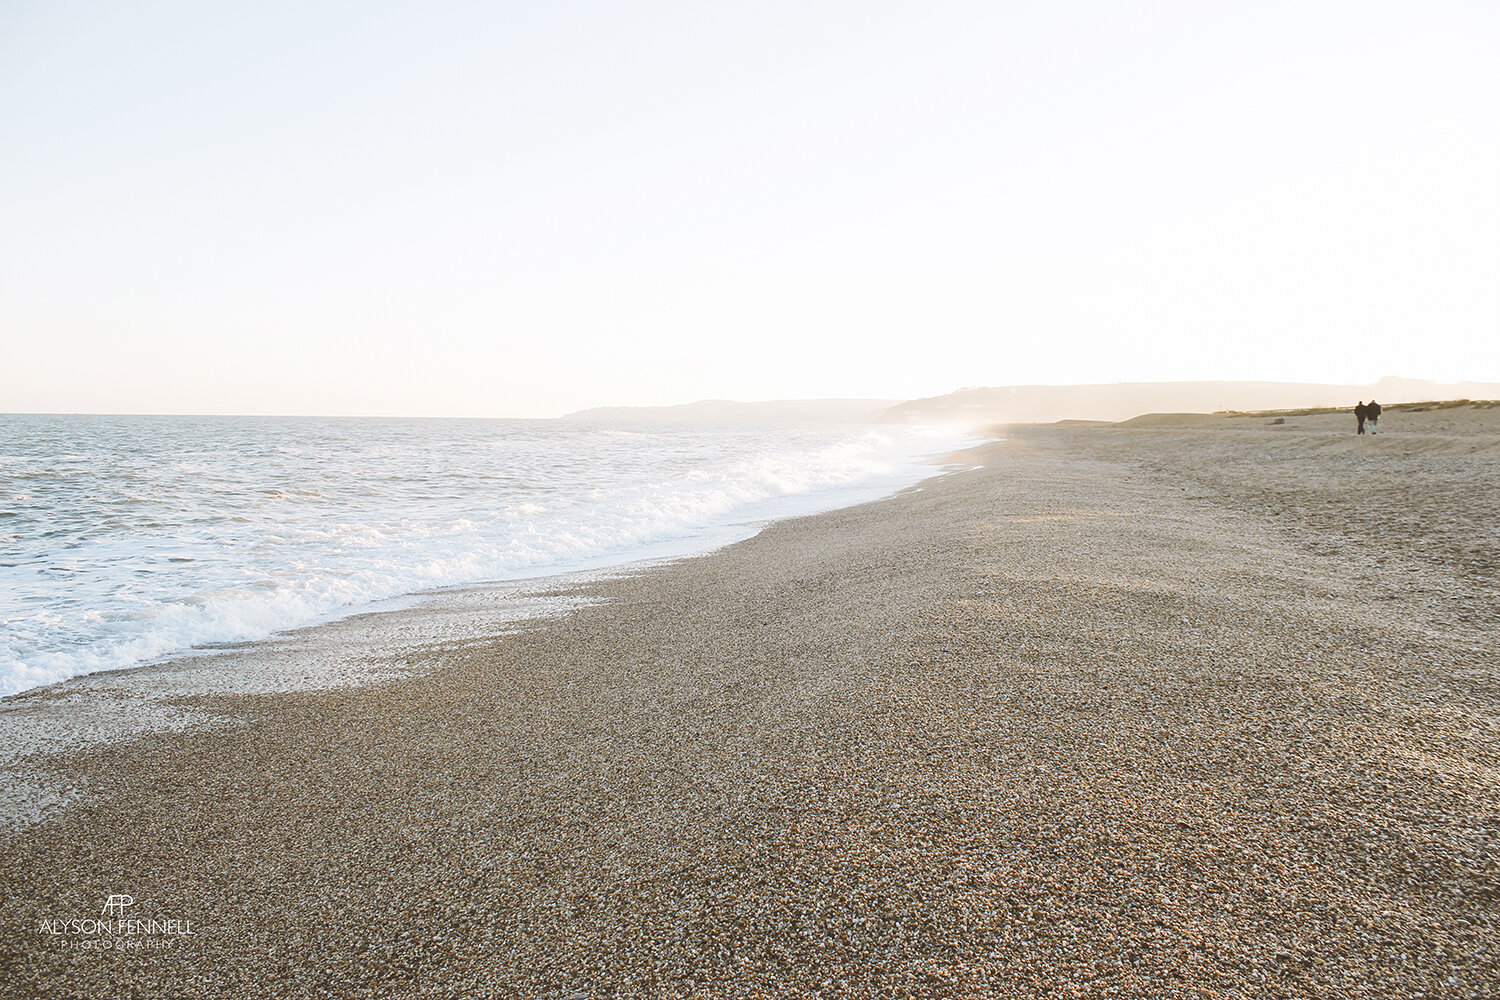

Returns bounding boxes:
[1367,399,1382,434]
[1354,401,1368,434]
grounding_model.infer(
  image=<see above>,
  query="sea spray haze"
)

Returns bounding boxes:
[0,415,964,695]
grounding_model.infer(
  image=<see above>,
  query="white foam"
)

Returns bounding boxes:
[0,418,974,696]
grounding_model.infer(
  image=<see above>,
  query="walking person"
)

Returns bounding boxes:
[1367,399,1382,434]
[1355,401,1368,434]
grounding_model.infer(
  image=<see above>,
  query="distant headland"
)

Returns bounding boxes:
[563,377,1500,426]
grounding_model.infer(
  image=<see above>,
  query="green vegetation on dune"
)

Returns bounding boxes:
[1218,399,1499,418]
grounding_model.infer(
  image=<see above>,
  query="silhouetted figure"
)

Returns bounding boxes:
[1354,401,1368,434]
[1367,399,1382,434]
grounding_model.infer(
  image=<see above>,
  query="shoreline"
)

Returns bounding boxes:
[1,418,973,702]
[1,431,975,705]
[0,443,977,833]
[3,409,1497,997]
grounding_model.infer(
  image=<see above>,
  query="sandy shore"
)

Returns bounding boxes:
[3,405,1497,998]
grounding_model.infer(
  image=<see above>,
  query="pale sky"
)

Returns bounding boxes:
[3,1,1497,417]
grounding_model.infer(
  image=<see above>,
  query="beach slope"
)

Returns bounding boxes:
[3,406,1497,998]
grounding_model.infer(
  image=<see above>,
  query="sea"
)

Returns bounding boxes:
[0,415,968,697]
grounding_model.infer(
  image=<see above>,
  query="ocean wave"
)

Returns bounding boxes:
[0,418,968,695]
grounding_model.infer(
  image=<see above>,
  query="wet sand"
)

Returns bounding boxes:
[3,405,1497,998]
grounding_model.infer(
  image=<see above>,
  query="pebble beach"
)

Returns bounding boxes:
[3,405,1497,998]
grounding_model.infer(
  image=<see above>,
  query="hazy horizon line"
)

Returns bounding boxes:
[6,374,1500,423]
